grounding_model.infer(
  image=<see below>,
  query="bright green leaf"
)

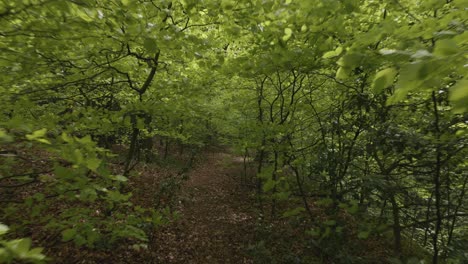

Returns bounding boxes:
[336,67,350,80]
[77,135,93,144]
[322,46,343,59]
[25,128,47,141]
[434,39,458,56]
[61,132,73,143]
[16,238,32,255]
[36,138,51,144]
[26,129,50,144]
[26,247,45,260]
[86,157,101,171]
[372,68,397,93]
[111,175,128,182]
[283,28,293,41]
[0,224,9,235]
[449,79,468,113]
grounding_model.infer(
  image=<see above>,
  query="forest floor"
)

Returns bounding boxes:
[150,151,257,263]
[3,146,392,263]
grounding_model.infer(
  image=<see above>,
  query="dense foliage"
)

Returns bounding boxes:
[1,0,466,263]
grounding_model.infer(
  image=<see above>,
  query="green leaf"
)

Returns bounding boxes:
[388,62,426,104]
[337,53,363,68]
[282,28,293,41]
[322,46,343,59]
[77,135,93,144]
[449,79,468,114]
[36,138,51,144]
[25,247,45,260]
[107,191,131,202]
[25,128,47,141]
[372,68,397,93]
[111,175,128,182]
[144,38,158,54]
[54,166,74,180]
[61,132,73,143]
[434,39,458,56]
[74,234,87,246]
[357,231,370,239]
[73,149,84,164]
[33,193,45,202]
[86,229,100,247]
[321,227,331,238]
[454,0,468,7]
[336,67,350,80]
[274,191,290,201]
[62,228,77,242]
[86,157,101,171]
[16,238,32,256]
[75,8,93,22]
[347,200,359,214]
[221,0,235,10]
[79,188,97,202]
[262,179,276,192]
[0,129,13,143]
[0,224,9,235]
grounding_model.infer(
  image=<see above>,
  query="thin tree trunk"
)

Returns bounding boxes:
[124,127,140,176]
[271,150,278,218]
[432,92,443,264]
[447,173,468,247]
[390,194,402,258]
[291,164,314,221]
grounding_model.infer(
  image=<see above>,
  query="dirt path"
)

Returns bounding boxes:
[152,151,256,263]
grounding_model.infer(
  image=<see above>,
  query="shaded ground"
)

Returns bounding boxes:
[2,146,393,263]
[152,151,256,263]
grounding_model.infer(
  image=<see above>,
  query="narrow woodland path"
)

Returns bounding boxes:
[152,151,256,263]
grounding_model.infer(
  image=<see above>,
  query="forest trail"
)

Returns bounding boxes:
[152,151,256,263]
